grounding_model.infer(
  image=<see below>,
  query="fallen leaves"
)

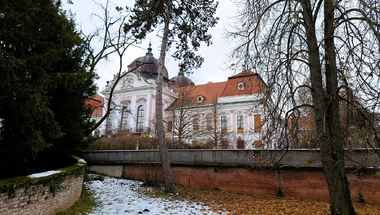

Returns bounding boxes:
[305,158,314,165]
[144,186,380,215]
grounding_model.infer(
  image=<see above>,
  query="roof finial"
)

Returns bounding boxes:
[178,69,184,76]
[146,42,153,56]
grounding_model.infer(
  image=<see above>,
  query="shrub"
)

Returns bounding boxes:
[166,139,191,149]
[86,134,223,150]
[86,134,158,150]
[140,163,163,187]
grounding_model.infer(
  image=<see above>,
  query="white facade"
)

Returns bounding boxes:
[165,71,267,149]
[98,45,270,149]
[100,72,178,134]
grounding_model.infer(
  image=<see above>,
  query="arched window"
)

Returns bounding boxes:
[120,107,129,132]
[136,105,144,132]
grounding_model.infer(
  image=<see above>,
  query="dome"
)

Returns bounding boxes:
[127,43,169,81]
[169,71,194,88]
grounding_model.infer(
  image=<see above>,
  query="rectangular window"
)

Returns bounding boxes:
[193,115,199,131]
[254,115,261,133]
[207,115,213,131]
[237,115,244,133]
[167,121,173,132]
[221,116,227,133]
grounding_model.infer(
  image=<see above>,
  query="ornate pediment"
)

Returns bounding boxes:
[121,77,134,89]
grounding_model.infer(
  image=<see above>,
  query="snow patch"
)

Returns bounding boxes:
[85,176,227,215]
[77,158,87,166]
[28,170,62,178]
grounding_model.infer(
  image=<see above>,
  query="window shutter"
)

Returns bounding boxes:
[254,115,261,133]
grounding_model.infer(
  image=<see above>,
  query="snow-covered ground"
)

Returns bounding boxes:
[85,176,226,215]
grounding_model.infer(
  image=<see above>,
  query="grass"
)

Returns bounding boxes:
[56,185,97,215]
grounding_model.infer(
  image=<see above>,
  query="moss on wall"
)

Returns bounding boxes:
[0,155,86,197]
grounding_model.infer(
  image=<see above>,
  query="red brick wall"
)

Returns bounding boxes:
[0,174,83,215]
[123,165,380,204]
[0,156,85,215]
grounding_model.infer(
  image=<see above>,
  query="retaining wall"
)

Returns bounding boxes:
[81,148,380,167]
[121,165,380,204]
[82,149,380,204]
[0,156,86,215]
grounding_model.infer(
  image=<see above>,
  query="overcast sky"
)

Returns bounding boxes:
[62,0,238,94]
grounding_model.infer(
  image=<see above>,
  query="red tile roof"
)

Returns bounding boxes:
[169,82,227,109]
[221,70,266,97]
[86,94,103,117]
[228,70,256,78]
[168,70,266,109]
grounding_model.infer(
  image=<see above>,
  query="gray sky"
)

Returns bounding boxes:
[62,0,238,93]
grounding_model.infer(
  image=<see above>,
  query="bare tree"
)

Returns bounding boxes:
[80,0,149,133]
[166,85,196,145]
[125,0,219,193]
[201,95,226,148]
[228,0,380,214]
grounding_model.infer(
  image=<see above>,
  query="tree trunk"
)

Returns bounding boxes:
[321,0,355,214]
[302,0,355,214]
[156,4,176,194]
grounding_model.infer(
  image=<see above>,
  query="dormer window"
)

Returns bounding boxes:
[237,82,245,91]
[197,95,205,103]
[135,61,141,66]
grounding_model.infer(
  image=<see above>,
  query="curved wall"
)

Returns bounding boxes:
[0,156,86,215]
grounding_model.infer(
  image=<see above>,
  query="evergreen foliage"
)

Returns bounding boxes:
[0,0,97,179]
[125,0,219,73]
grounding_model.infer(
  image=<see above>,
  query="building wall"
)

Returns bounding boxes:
[165,104,264,149]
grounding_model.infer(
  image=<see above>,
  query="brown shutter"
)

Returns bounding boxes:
[254,115,261,133]
[254,140,263,149]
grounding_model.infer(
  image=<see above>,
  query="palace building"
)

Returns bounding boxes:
[99,44,267,149]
